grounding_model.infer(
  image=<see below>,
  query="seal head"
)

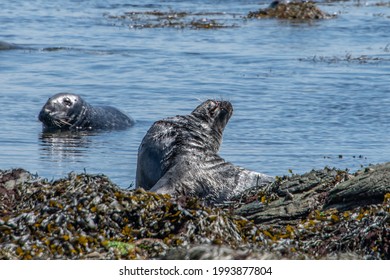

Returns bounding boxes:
[39,93,86,130]
[39,93,134,131]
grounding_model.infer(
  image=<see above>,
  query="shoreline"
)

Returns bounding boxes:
[1,162,389,260]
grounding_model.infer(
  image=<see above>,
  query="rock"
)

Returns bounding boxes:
[0,41,20,50]
[0,163,389,259]
[247,2,333,20]
[0,169,34,215]
[324,163,390,211]
[234,167,350,226]
[234,163,390,226]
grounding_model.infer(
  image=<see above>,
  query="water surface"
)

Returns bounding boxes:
[1,0,389,187]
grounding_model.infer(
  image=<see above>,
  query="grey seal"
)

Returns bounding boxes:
[38,93,134,131]
[136,99,274,204]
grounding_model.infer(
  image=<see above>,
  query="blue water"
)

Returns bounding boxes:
[1,0,389,188]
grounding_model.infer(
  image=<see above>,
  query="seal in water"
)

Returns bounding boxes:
[136,99,274,204]
[38,93,134,131]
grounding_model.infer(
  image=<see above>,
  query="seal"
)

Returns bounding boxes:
[38,93,134,131]
[136,99,274,204]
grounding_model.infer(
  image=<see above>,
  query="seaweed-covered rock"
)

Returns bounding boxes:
[0,168,34,215]
[234,163,390,226]
[0,170,264,259]
[233,167,351,226]
[231,163,390,259]
[247,2,333,20]
[325,163,390,210]
[0,163,389,259]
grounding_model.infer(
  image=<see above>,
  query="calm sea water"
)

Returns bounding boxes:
[1,0,389,188]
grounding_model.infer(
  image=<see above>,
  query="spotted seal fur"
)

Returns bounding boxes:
[136,99,273,204]
[38,93,134,131]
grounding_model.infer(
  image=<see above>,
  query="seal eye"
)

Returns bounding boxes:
[63,97,72,107]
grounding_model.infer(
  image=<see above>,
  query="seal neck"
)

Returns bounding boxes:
[69,103,92,130]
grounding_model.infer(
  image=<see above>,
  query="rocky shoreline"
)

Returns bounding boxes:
[1,162,389,260]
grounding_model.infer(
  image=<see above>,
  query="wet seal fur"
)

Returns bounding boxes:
[136,99,274,204]
[39,93,134,131]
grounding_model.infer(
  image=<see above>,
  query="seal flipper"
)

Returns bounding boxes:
[136,145,165,190]
[150,157,232,203]
[233,168,275,195]
[149,160,205,196]
[149,160,192,196]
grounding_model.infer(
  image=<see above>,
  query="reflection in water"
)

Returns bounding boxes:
[36,127,138,187]
[39,130,97,163]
